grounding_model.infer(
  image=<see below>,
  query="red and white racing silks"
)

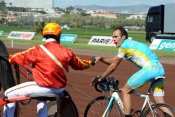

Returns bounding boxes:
[9,40,91,88]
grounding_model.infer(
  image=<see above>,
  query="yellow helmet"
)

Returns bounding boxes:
[42,23,62,37]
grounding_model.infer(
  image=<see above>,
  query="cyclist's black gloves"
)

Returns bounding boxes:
[91,75,102,86]
[91,75,106,86]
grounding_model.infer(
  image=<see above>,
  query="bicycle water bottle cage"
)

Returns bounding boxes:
[95,76,119,92]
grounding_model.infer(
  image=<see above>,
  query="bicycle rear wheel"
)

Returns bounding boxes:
[142,103,175,117]
[84,96,123,117]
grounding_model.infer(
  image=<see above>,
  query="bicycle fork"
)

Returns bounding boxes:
[102,92,124,117]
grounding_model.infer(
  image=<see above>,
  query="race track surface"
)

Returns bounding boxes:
[5,49,175,117]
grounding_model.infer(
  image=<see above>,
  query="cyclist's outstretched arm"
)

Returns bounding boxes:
[97,56,116,65]
[100,57,122,78]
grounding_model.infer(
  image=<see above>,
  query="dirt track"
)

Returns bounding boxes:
[6,54,175,117]
[4,47,175,117]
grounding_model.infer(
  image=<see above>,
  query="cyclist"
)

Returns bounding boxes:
[93,26,173,117]
[3,22,94,117]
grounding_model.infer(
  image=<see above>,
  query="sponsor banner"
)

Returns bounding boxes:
[88,36,115,46]
[60,34,77,43]
[8,31,35,40]
[150,39,175,51]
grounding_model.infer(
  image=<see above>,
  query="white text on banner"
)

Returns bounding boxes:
[88,36,115,46]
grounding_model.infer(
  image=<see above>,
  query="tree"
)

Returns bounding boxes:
[33,21,45,33]
[65,6,74,14]
[0,0,7,11]
[0,0,7,24]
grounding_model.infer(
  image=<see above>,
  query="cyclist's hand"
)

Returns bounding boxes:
[91,75,102,86]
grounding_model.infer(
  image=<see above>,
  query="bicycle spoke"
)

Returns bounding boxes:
[146,108,165,117]
[132,110,142,117]
[84,96,123,117]
[143,103,175,117]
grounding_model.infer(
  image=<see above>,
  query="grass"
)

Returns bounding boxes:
[2,38,174,58]
[0,25,146,42]
[63,28,146,43]
[1,25,175,58]
[0,25,33,33]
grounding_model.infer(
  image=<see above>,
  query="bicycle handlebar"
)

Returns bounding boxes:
[92,76,119,92]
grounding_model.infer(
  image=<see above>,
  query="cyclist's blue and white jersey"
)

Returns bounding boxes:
[117,39,159,67]
[117,39,165,91]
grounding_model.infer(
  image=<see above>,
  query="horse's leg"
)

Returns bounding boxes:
[0,40,16,91]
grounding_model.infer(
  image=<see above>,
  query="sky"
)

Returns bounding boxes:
[54,0,175,8]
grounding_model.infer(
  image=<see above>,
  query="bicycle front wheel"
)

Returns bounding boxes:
[84,96,123,117]
[142,103,175,117]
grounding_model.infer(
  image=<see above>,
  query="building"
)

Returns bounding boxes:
[87,10,118,19]
[0,11,6,19]
[126,14,146,20]
[5,0,54,9]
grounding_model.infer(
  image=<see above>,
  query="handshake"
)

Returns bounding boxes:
[90,56,102,66]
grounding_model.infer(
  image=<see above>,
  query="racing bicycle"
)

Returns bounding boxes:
[84,76,175,117]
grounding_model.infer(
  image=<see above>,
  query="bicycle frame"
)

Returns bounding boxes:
[102,91,124,117]
[102,91,154,117]
[140,94,152,111]
[86,76,172,117]
[139,93,156,116]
